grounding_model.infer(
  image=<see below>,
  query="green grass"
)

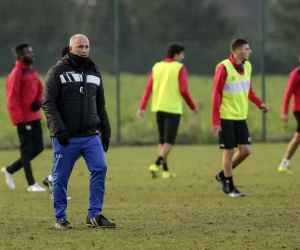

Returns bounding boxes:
[0,144,300,249]
[0,73,295,147]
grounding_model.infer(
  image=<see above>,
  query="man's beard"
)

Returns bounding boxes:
[23,57,33,64]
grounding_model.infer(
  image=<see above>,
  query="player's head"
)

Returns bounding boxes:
[69,34,90,57]
[15,43,34,64]
[61,45,70,57]
[230,38,252,61]
[167,43,185,62]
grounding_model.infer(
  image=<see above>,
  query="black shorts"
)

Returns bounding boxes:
[156,111,181,145]
[219,119,251,149]
[294,112,300,132]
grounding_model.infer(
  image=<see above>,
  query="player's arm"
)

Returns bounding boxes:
[178,66,197,113]
[248,84,264,107]
[248,83,269,113]
[212,64,226,134]
[30,78,44,112]
[137,71,153,118]
[96,73,111,139]
[42,67,66,134]
[37,78,43,103]
[282,70,298,118]
[6,69,23,125]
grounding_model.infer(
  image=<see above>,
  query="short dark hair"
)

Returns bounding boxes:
[15,43,29,56]
[230,39,248,53]
[61,45,69,57]
[167,43,185,58]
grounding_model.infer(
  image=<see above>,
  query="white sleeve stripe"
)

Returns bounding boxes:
[86,75,101,86]
[59,73,83,84]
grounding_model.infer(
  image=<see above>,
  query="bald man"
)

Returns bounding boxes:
[42,34,115,230]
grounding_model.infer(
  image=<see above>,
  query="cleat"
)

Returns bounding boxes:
[42,176,53,192]
[1,167,15,190]
[86,214,116,228]
[215,171,229,194]
[228,188,245,197]
[55,219,73,230]
[278,165,293,175]
[162,171,176,179]
[149,164,160,178]
[27,183,46,192]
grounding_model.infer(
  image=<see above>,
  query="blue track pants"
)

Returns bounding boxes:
[52,135,107,221]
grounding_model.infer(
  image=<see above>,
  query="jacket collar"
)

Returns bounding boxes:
[15,60,31,68]
[229,54,244,68]
[59,54,99,74]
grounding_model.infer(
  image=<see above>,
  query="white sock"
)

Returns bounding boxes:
[281,159,290,168]
[48,175,53,182]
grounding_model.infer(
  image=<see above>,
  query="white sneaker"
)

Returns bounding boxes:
[27,183,46,192]
[1,167,15,190]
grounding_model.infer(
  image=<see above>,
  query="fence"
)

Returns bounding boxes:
[0,0,299,146]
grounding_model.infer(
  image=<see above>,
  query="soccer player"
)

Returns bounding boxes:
[212,38,269,197]
[137,43,198,179]
[1,44,46,192]
[278,57,300,174]
[42,34,115,229]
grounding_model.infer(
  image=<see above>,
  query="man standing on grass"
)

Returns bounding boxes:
[2,44,46,192]
[137,43,198,179]
[277,56,300,175]
[42,34,115,230]
[212,38,269,197]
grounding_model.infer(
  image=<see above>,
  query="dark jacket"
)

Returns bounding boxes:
[42,54,111,138]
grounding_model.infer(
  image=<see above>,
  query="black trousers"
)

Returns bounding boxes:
[6,120,44,186]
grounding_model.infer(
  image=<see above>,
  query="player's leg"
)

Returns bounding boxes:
[215,120,244,197]
[4,121,44,185]
[42,159,55,191]
[232,120,252,169]
[149,112,165,178]
[1,123,32,189]
[29,120,44,159]
[278,133,300,174]
[81,135,115,228]
[52,137,79,229]
[215,119,235,193]
[160,113,180,179]
[278,112,300,174]
[7,123,37,190]
[27,120,46,191]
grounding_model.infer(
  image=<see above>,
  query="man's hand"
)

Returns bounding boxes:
[260,103,269,113]
[31,101,42,111]
[212,126,221,136]
[17,122,27,134]
[137,109,145,119]
[281,114,288,122]
[101,138,110,153]
[56,130,70,147]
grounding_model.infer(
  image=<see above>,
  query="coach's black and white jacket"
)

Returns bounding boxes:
[42,53,111,138]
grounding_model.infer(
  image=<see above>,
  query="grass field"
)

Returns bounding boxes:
[0,144,300,250]
[0,73,296,147]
